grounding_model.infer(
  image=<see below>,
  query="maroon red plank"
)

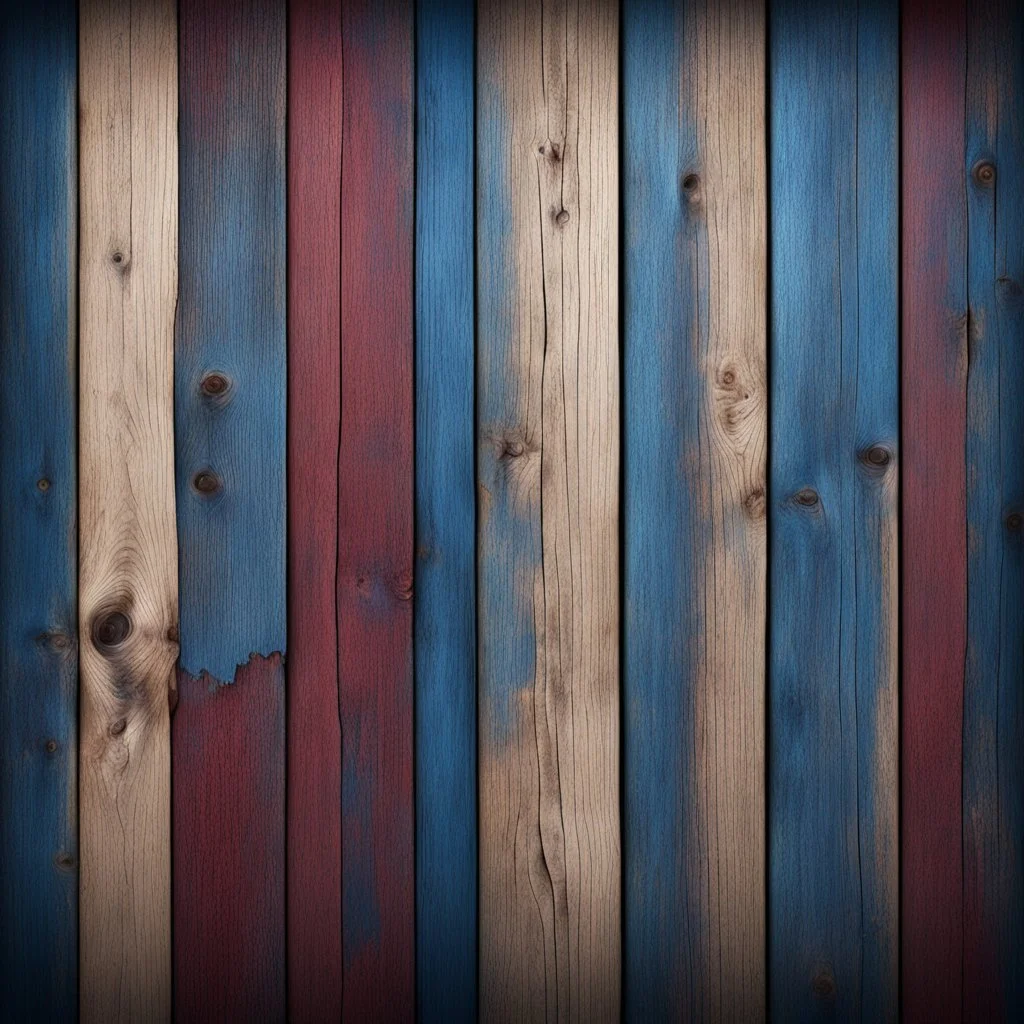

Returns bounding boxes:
[902,0,968,1019]
[339,1,415,1018]
[286,1,344,1020]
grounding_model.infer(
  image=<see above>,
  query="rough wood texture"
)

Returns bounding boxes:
[339,1,415,1018]
[901,1,968,1018]
[78,0,178,1019]
[477,0,620,1018]
[287,0,343,1019]
[172,1,287,1018]
[415,0,477,1021]
[0,3,78,1017]
[771,0,899,1019]
[622,0,766,1017]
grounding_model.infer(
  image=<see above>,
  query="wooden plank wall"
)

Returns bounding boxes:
[0,2,78,1018]
[173,1,287,1020]
[903,0,1024,1019]
[477,0,620,1019]
[622,0,766,1018]
[77,0,179,1019]
[770,0,899,1019]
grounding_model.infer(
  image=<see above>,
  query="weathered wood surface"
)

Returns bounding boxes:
[770,0,899,1019]
[287,0,343,1019]
[0,2,78,1017]
[415,0,477,1021]
[477,0,620,1018]
[172,1,287,1020]
[78,0,179,1019]
[622,0,766,1017]
[339,1,415,1017]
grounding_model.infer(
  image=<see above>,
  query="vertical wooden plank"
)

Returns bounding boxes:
[339,1,415,1017]
[287,0,343,1020]
[770,0,899,1019]
[172,1,287,1020]
[962,2,1024,1016]
[477,0,620,1018]
[901,1,968,1018]
[78,0,178,1019]
[415,0,477,1021]
[0,2,77,1017]
[622,0,766,1017]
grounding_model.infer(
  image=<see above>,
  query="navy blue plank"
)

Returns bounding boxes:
[414,0,476,1021]
[0,4,78,1019]
[769,0,899,1020]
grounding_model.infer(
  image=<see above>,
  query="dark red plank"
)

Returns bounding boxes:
[902,0,968,1019]
[339,1,415,1018]
[287,0,344,1019]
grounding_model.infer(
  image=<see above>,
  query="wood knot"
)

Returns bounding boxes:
[682,172,700,193]
[1006,511,1022,533]
[998,276,1023,299]
[109,718,127,737]
[793,488,820,509]
[859,444,893,473]
[554,208,570,227]
[743,486,766,520]
[192,469,221,495]
[499,437,526,460]
[812,968,837,1000]
[54,852,76,872]
[92,610,131,651]
[37,477,50,492]
[44,739,58,754]
[166,624,179,644]
[538,140,561,162]
[200,372,231,399]
[973,160,995,186]
[37,630,73,652]
[392,571,414,601]
[110,249,129,271]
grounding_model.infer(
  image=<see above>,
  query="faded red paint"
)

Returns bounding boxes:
[901,0,968,1020]
[287,0,344,1019]
[172,657,286,1023]
[339,1,415,1019]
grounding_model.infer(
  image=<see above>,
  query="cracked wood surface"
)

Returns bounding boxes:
[78,0,178,1019]
[477,0,620,1019]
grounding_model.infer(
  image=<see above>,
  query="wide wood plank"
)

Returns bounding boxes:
[0,3,78,1016]
[415,0,477,1021]
[339,1,415,1017]
[477,0,620,1018]
[287,0,343,1019]
[172,1,287,1019]
[78,0,179,1019]
[770,0,899,1019]
[901,1,968,1017]
[622,0,766,1017]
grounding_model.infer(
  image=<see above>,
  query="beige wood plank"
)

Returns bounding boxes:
[477,0,620,1020]
[78,1,178,1019]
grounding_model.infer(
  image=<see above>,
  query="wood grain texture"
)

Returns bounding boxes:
[477,0,620,1018]
[0,3,78,1017]
[901,1,968,1018]
[962,2,1024,1017]
[770,0,899,1019]
[287,0,343,1020]
[622,0,766,1017]
[339,1,415,1017]
[172,2,287,1019]
[415,0,477,1021]
[78,0,178,1019]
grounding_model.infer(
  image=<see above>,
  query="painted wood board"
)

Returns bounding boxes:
[286,0,343,1019]
[770,0,899,1019]
[477,0,621,1018]
[339,1,415,1017]
[172,2,287,1020]
[622,0,767,1017]
[415,0,477,1021]
[0,3,78,1017]
[78,0,179,1019]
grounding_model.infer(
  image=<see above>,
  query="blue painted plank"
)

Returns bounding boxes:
[962,0,1024,1014]
[769,0,899,1020]
[0,4,78,1018]
[414,0,476,1021]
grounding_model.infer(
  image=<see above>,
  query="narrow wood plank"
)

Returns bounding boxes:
[172,2,287,1019]
[339,1,415,1017]
[415,0,477,1020]
[477,0,620,1018]
[901,1,968,1018]
[287,0,343,1019]
[622,0,766,1017]
[770,0,899,1019]
[78,0,178,1019]
[0,3,78,1016]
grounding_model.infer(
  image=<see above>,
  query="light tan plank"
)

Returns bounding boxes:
[477,0,620,1020]
[78,1,178,1019]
